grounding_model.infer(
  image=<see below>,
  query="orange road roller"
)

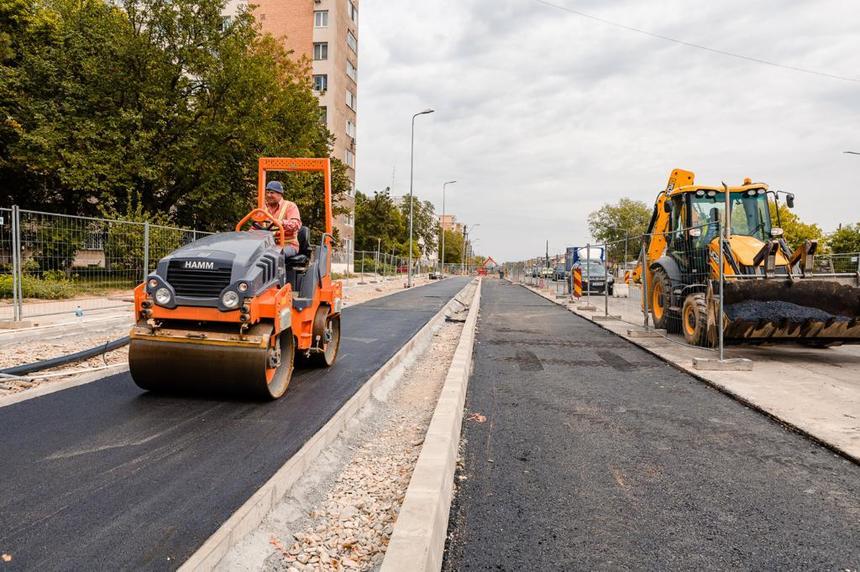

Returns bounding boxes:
[128,158,343,399]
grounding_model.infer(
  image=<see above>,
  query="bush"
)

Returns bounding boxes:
[0,274,76,299]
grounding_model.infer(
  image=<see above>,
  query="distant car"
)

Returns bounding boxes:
[396,264,407,274]
[540,267,554,278]
[429,271,443,280]
[552,264,566,281]
[572,259,614,294]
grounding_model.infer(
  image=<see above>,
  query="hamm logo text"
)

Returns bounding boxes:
[184,260,215,270]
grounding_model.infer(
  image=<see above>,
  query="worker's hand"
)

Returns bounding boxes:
[284,219,300,234]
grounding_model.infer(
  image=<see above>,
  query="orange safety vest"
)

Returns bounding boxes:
[267,200,300,249]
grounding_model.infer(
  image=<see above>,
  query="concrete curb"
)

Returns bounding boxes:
[521,284,860,466]
[380,278,482,572]
[180,279,477,571]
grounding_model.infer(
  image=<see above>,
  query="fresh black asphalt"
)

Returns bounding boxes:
[444,280,860,571]
[0,277,468,571]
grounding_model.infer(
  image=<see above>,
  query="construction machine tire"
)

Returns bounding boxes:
[681,293,709,347]
[311,306,341,367]
[651,268,680,333]
[129,323,295,400]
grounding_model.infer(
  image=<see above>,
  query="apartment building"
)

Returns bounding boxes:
[226,0,359,256]
[440,214,463,234]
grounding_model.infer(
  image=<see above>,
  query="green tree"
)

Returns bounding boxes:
[442,229,463,265]
[354,188,405,255]
[0,0,346,234]
[829,222,860,254]
[398,197,437,257]
[769,204,824,251]
[587,198,651,262]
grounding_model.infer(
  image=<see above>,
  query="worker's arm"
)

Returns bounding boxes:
[282,202,302,236]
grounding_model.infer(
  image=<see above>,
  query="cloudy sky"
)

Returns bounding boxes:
[354,0,860,261]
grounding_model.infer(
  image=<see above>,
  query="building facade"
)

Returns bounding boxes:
[227,0,359,257]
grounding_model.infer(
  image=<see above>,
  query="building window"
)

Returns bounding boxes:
[349,2,358,23]
[345,89,356,109]
[314,10,328,27]
[346,119,355,138]
[221,15,232,31]
[313,42,328,61]
[319,106,327,124]
[346,31,357,53]
[345,149,355,168]
[313,74,328,92]
[346,60,357,82]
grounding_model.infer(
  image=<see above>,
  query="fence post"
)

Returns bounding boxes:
[143,222,150,283]
[603,239,609,316]
[11,205,21,321]
[585,243,591,306]
[641,241,650,330]
[718,220,725,361]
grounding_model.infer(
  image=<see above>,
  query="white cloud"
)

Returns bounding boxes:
[355,0,860,260]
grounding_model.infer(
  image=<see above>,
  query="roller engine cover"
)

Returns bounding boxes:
[144,231,286,311]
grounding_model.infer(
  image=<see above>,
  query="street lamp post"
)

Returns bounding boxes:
[408,108,435,288]
[440,180,457,275]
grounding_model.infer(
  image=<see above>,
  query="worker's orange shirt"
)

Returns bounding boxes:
[265,199,302,248]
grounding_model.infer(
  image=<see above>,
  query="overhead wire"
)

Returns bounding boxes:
[532,0,860,84]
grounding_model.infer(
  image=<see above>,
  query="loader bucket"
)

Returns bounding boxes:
[721,279,860,345]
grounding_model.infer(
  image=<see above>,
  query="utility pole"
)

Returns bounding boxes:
[408,108,435,288]
[461,224,468,275]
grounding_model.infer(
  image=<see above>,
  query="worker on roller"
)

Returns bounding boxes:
[263,180,302,257]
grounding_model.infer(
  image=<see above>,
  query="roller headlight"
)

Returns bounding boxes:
[155,287,172,305]
[238,282,249,292]
[222,290,240,309]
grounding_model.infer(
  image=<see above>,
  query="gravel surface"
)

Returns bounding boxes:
[218,287,474,572]
[725,300,850,322]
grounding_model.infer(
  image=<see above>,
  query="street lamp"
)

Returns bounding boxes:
[440,180,457,275]
[462,223,479,274]
[408,108,435,287]
[844,151,860,155]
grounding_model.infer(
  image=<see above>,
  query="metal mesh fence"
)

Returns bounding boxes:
[0,208,13,321]
[1,209,210,321]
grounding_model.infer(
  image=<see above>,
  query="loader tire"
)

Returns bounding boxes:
[650,268,680,333]
[682,293,709,347]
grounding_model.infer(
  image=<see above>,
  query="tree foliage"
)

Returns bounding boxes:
[587,198,651,261]
[829,222,860,254]
[0,0,347,236]
[353,188,443,259]
[769,204,824,251]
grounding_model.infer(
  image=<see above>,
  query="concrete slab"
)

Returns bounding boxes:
[592,314,622,321]
[627,328,666,338]
[693,357,754,371]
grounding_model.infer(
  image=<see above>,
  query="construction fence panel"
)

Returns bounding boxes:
[599,224,719,351]
[12,209,208,321]
[0,208,14,321]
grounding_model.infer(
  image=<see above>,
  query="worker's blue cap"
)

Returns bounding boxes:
[265,181,284,194]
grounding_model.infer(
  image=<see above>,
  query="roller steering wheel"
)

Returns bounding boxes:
[236,208,286,247]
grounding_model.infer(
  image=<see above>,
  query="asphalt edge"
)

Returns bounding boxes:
[0,364,130,409]
[520,283,860,466]
[180,278,477,571]
[380,278,483,572]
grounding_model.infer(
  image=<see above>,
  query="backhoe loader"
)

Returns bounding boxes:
[633,168,860,347]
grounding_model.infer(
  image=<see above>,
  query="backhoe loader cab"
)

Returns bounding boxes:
[639,168,860,347]
[128,158,343,399]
